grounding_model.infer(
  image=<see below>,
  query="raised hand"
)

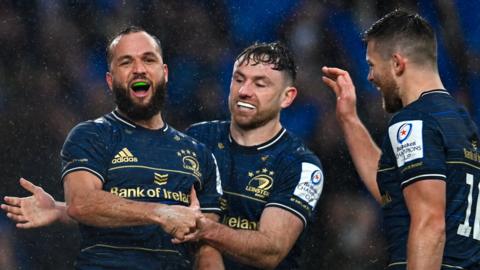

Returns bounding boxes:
[1,178,62,228]
[322,66,358,122]
[156,186,203,240]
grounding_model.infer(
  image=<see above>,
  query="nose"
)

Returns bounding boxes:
[132,60,147,74]
[238,82,254,98]
[367,69,375,82]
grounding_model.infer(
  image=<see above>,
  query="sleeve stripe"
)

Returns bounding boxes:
[401,173,446,186]
[200,207,222,213]
[265,202,307,227]
[62,167,105,183]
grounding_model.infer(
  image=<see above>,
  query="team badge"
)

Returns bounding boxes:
[245,169,274,199]
[177,149,202,178]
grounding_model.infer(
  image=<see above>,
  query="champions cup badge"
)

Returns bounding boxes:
[397,123,412,143]
[311,170,323,185]
[177,149,201,177]
[245,169,274,199]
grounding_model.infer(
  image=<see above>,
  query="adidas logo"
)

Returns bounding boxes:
[154,173,168,185]
[112,148,138,164]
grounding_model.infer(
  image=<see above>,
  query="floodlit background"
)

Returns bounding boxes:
[1,1,479,269]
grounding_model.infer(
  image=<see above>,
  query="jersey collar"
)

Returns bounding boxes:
[228,128,287,152]
[111,109,169,132]
[419,89,450,98]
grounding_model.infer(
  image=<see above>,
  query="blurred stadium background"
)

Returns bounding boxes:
[0,0,479,269]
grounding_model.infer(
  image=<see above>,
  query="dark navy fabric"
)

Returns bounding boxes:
[187,121,324,270]
[378,90,480,269]
[61,110,222,269]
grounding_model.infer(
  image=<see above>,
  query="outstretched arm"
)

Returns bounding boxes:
[322,66,382,202]
[1,178,76,228]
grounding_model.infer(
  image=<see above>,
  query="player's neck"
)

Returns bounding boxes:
[400,69,445,107]
[117,110,165,130]
[230,119,283,147]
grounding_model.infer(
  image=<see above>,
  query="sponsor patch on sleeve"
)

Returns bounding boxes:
[293,163,324,207]
[388,120,423,167]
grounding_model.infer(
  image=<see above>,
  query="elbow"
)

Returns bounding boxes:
[424,214,445,237]
[66,197,88,222]
[255,250,284,270]
[259,256,282,270]
[428,218,446,241]
[412,215,446,241]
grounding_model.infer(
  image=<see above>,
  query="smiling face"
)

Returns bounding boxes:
[228,57,296,130]
[366,41,403,113]
[106,31,168,120]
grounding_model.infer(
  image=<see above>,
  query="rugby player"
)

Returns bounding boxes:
[322,10,480,269]
[4,26,224,270]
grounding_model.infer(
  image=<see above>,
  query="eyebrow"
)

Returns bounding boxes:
[116,51,160,62]
[233,70,272,83]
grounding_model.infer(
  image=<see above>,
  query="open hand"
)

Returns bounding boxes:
[1,178,60,228]
[322,66,358,121]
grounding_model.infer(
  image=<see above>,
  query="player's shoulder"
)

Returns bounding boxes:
[187,120,229,134]
[391,89,459,123]
[278,130,322,168]
[185,120,230,142]
[166,125,214,155]
[66,113,117,138]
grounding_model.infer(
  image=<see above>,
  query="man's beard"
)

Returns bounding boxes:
[113,80,167,121]
[229,100,279,131]
[379,76,403,113]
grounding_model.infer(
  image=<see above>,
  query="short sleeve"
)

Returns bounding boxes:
[60,121,110,183]
[387,114,447,188]
[196,150,223,215]
[266,159,324,227]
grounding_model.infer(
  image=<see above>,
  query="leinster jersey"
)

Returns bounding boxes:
[378,90,480,269]
[187,121,324,270]
[60,110,222,269]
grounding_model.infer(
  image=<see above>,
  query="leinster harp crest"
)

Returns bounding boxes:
[245,168,274,199]
[177,149,202,178]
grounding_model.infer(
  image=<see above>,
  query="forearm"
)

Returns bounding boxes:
[201,222,282,269]
[195,244,224,270]
[66,189,161,227]
[339,115,382,201]
[407,221,445,269]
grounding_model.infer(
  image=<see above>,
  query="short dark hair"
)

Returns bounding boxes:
[363,10,437,68]
[106,26,163,70]
[235,41,297,84]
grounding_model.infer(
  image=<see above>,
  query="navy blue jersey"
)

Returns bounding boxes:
[377,90,480,269]
[187,121,324,270]
[61,110,222,269]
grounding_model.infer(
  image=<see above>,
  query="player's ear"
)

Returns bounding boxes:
[163,64,169,84]
[392,53,406,76]
[281,86,297,109]
[106,72,113,91]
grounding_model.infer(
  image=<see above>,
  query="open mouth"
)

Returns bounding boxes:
[130,81,151,97]
[237,101,255,110]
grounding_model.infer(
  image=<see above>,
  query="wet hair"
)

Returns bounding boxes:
[106,26,163,70]
[235,41,297,84]
[363,10,437,68]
